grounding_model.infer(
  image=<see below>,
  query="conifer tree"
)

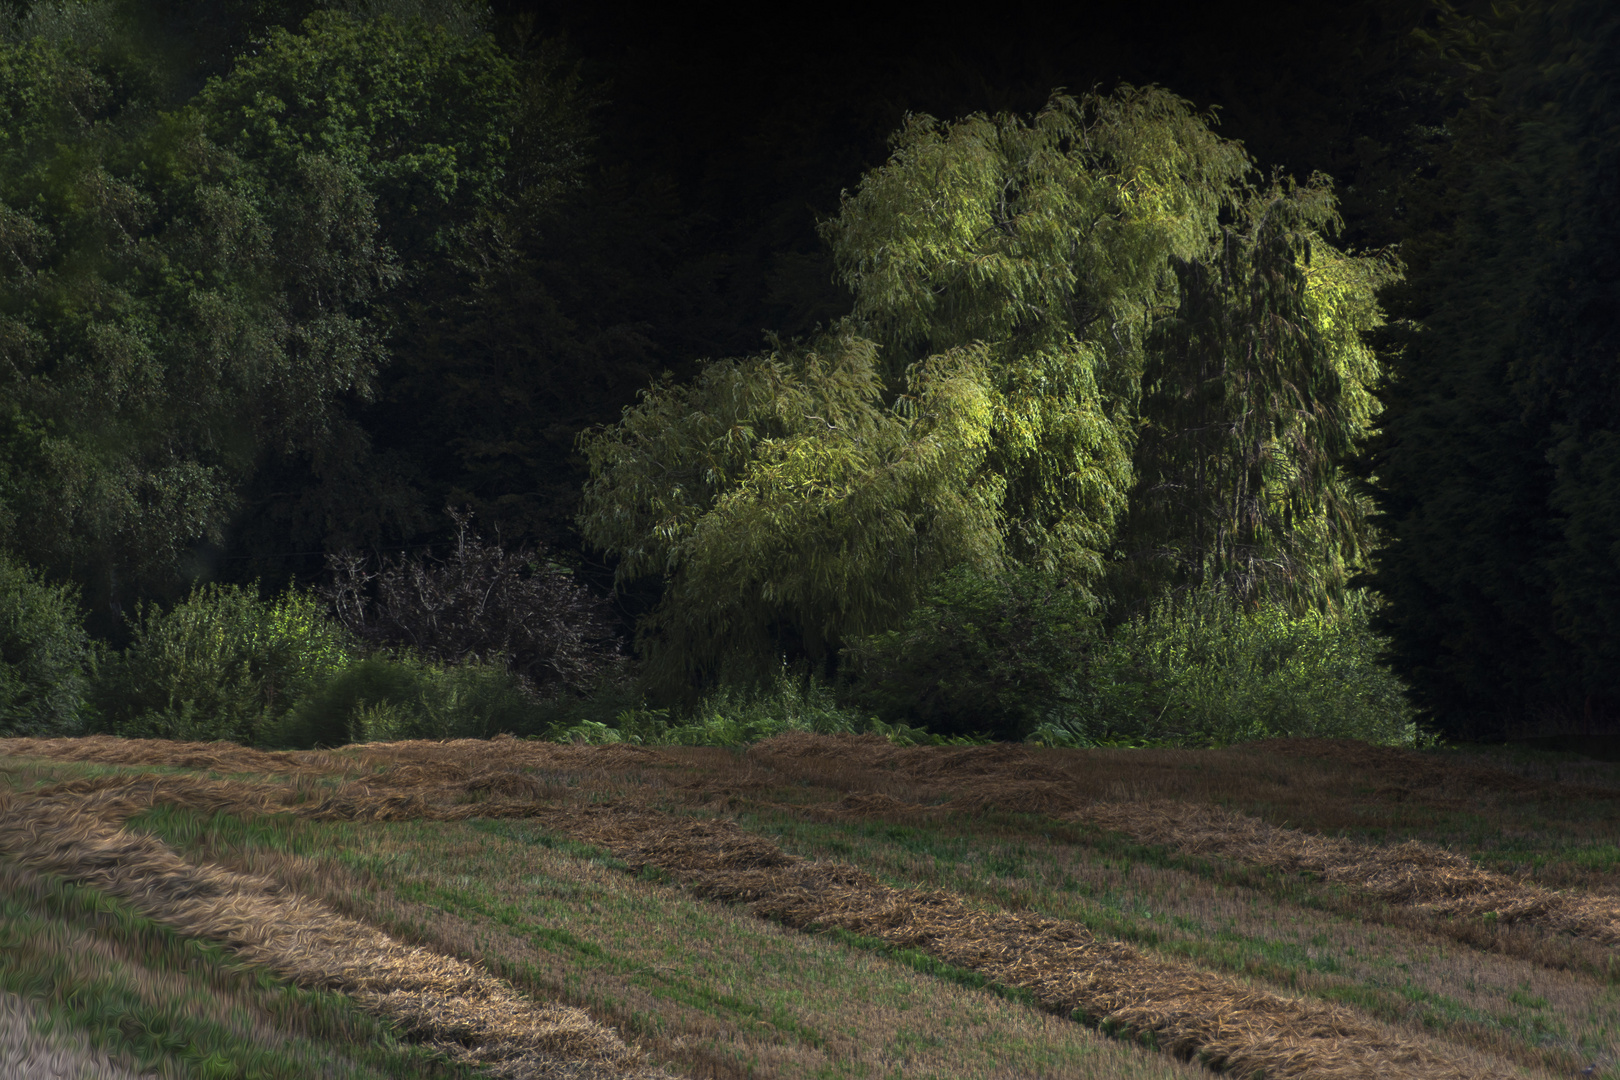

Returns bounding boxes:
[1119,177,1398,611]
[1364,0,1620,739]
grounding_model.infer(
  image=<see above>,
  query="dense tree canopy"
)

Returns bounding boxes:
[0,8,585,623]
[580,87,1396,690]
[0,20,391,610]
[0,0,1604,744]
[1365,0,1620,739]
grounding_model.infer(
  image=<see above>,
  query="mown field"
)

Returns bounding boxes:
[1,734,1616,1079]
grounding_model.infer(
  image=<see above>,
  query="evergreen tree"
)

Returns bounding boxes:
[1364,0,1620,739]
[1119,177,1399,611]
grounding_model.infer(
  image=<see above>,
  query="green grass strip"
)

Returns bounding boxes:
[0,865,474,1080]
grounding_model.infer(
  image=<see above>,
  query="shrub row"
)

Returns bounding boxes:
[0,551,1425,750]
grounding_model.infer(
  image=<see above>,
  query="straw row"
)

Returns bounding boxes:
[1073,799,1620,946]
[0,786,675,1080]
[542,807,1509,1080]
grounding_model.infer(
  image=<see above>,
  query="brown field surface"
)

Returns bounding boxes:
[1,733,1616,1079]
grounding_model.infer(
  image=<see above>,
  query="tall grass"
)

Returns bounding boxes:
[281,653,557,747]
[551,672,970,747]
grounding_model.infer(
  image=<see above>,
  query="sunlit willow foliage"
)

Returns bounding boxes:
[0,9,584,613]
[580,86,1397,691]
[578,333,1002,688]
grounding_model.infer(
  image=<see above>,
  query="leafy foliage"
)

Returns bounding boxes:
[280,652,546,747]
[0,553,92,735]
[0,6,1456,751]
[580,331,1003,691]
[1037,589,1420,748]
[841,566,1099,741]
[323,509,623,695]
[90,583,351,743]
[581,86,1396,694]
[193,12,528,269]
[549,671,970,748]
[821,87,1251,580]
[0,24,390,606]
[0,12,583,614]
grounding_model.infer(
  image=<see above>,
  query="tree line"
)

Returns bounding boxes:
[0,0,1613,743]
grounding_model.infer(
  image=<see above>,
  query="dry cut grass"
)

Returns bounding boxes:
[1073,799,1620,944]
[0,988,146,1080]
[5,738,1530,1080]
[0,781,674,1080]
[250,815,1209,1080]
[738,734,1620,939]
[552,808,1520,1080]
[6,733,1609,1080]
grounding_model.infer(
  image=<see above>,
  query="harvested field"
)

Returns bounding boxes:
[0,989,144,1080]
[552,810,1516,1079]
[0,780,673,1079]
[1072,799,1620,945]
[3,734,1616,1079]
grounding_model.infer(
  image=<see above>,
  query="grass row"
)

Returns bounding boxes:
[9,742,1619,1079]
[726,806,1617,1078]
[118,795,1206,1080]
[0,855,473,1080]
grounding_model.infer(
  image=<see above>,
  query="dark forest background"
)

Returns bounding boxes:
[1,0,1615,748]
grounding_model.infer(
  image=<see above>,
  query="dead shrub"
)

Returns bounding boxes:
[324,508,624,695]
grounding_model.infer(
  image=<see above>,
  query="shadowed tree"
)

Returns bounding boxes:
[1364,0,1620,740]
[1118,176,1399,612]
[0,11,589,626]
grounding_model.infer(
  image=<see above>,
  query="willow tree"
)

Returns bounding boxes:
[821,87,1251,582]
[579,85,1392,690]
[579,332,1002,689]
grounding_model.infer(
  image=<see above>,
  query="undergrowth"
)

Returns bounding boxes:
[1,550,1434,751]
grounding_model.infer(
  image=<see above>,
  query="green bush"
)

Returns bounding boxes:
[282,654,554,747]
[0,554,92,736]
[550,671,975,748]
[1036,589,1423,748]
[554,673,859,746]
[841,567,1101,741]
[91,584,352,744]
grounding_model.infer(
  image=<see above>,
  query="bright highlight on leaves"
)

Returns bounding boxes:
[580,85,1397,690]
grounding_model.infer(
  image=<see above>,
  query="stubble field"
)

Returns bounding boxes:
[1,733,1616,1079]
